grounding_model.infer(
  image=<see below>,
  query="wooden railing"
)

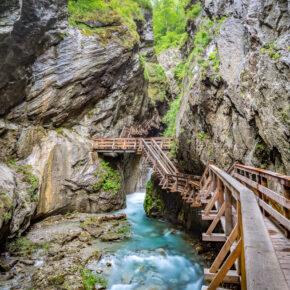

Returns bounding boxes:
[200,164,289,289]
[142,139,201,207]
[231,163,290,237]
[92,137,173,152]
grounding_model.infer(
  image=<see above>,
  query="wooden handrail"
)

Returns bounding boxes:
[202,164,288,289]
[233,163,290,237]
[234,164,290,186]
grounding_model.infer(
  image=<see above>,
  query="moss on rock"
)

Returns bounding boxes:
[144,175,165,217]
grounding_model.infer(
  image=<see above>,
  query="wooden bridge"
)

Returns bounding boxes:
[92,136,290,289]
[92,137,200,204]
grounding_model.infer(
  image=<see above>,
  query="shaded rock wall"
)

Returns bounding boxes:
[176,0,290,175]
[0,164,37,244]
[0,0,68,115]
[0,2,157,243]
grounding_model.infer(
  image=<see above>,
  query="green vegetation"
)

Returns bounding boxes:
[80,267,107,290]
[163,94,181,137]
[144,177,164,215]
[93,159,121,194]
[140,54,168,103]
[87,109,95,118]
[9,163,39,197]
[153,0,189,54]
[7,237,50,256]
[261,43,281,61]
[197,131,209,141]
[68,0,151,47]
[3,212,12,222]
[55,128,64,134]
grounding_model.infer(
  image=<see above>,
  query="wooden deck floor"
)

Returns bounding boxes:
[264,216,290,288]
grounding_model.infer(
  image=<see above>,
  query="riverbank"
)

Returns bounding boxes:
[0,192,219,289]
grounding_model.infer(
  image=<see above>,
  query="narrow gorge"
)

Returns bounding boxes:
[0,0,289,289]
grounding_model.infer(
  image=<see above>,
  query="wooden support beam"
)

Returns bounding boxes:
[225,187,233,236]
[204,188,220,215]
[202,233,227,242]
[209,224,239,273]
[207,239,242,290]
[204,269,240,284]
[206,202,226,235]
[202,214,217,221]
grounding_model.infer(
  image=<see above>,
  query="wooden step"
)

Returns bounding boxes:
[202,233,226,242]
[202,214,217,220]
[201,286,228,290]
[204,269,240,284]
[202,210,218,215]
[201,199,210,204]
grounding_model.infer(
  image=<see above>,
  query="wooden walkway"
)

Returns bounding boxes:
[92,133,290,289]
[92,137,201,206]
[264,217,290,288]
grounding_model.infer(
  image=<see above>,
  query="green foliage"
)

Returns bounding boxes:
[144,177,164,215]
[93,159,121,194]
[163,94,182,137]
[80,267,106,290]
[7,237,49,256]
[186,1,202,20]
[173,62,185,83]
[208,48,220,74]
[56,128,64,134]
[197,131,209,141]
[261,43,281,61]
[68,0,150,45]
[3,212,11,222]
[8,163,39,199]
[153,0,190,54]
[140,54,168,102]
[87,109,94,118]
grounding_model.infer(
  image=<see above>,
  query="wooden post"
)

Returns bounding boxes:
[261,177,269,217]
[282,184,290,238]
[225,187,233,236]
[217,179,224,210]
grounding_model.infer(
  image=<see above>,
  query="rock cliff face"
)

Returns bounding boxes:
[176,0,290,175]
[0,2,156,244]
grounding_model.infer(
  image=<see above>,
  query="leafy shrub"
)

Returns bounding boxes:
[163,94,182,137]
[93,159,121,194]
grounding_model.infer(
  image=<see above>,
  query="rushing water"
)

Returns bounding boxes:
[97,192,204,289]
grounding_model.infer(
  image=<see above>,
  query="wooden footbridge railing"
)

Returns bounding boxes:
[93,136,290,289]
[92,137,172,153]
[92,137,201,207]
[142,139,201,206]
[200,163,290,289]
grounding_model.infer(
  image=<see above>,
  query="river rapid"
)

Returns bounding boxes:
[94,191,204,290]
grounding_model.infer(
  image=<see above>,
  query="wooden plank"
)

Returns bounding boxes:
[202,233,226,242]
[207,239,242,290]
[204,269,240,284]
[239,184,289,290]
[258,199,290,231]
